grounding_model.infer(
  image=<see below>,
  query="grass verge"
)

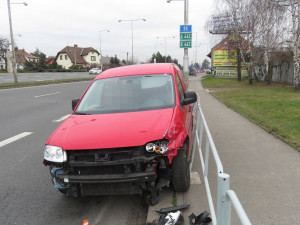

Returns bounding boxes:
[202,75,300,151]
[0,77,94,89]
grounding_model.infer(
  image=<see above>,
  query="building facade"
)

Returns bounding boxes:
[55,45,100,69]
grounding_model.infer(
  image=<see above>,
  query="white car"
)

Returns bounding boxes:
[89,68,102,75]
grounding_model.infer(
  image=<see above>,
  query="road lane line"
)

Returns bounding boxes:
[53,114,71,122]
[0,132,33,148]
[35,92,60,98]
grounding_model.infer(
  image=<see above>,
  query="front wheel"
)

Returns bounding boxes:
[171,143,190,192]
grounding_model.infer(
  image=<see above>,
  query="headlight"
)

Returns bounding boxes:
[44,145,67,163]
[145,140,169,154]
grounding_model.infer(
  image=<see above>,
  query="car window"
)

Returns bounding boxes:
[76,74,175,114]
[176,74,184,101]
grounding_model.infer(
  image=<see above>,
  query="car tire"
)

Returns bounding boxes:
[171,143,190,192]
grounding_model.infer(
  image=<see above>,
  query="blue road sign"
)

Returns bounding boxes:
[180,25,192,33]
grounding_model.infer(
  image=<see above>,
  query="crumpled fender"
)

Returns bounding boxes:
[164,106,188,164]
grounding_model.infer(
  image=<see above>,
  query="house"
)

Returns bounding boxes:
[46,57,55,67]
[0,56,5,70]
[55,44,100,69]
[7,49,40,72]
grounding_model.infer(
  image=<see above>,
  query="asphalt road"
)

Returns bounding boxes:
[0,82,147,225]
[0,72,96,84]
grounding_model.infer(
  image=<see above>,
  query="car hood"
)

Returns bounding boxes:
[47,108,174,150]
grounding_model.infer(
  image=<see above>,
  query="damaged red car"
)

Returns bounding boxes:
[43,63,197,205]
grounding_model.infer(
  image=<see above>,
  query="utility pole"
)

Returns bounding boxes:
[7,0,18,83]
[118,19,146,64]
[183,0,189,86]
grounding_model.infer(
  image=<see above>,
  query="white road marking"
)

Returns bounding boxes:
[0,81,92,92]
[191,171,202,184]
[34,92,60,98]
[205,89,210,93]
[0,132,33,148]
[53,114,71,122]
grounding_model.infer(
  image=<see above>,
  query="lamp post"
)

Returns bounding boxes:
[118,18,146,64]
[167,0,189,86]
[7,0,28,83]
[157,36,175,63]
[99,29,109,56]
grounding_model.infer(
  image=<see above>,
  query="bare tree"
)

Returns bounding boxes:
[0,36,9,71]
[275,0,300,89]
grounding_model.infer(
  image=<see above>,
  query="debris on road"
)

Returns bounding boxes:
[188,211,212,225]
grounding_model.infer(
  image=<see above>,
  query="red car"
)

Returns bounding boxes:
[43,63,197,205]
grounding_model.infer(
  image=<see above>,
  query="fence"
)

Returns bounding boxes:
[190,94,251,225]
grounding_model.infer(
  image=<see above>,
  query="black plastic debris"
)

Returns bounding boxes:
[155,204,190,214]
[189,211,212,225]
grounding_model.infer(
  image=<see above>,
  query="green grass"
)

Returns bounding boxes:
[0,77,94,89]
[201,76,300,151]
[172,192,177,206]
[201,75,287,89]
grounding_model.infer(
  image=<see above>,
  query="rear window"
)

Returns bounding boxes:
[76,74,175,114]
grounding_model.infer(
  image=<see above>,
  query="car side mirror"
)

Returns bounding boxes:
[182,91,197,105]
[72,99,80,111]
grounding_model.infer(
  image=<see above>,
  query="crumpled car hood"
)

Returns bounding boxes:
[47,108,174,150]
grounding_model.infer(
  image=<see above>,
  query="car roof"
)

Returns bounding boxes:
[95,63,176,80]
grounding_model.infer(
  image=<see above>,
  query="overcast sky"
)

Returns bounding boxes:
[0,0,217,64]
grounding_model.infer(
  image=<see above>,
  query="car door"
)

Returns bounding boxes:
[175,72,193,147]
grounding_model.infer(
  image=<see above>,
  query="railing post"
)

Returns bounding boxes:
[217,173,231,225]
[190,106,200,171]
[204,135,210,177]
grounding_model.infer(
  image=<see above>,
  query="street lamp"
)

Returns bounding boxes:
[118,18,146,64]
[157,36,175,63]
[7,0,28,83]
[99,29,109,56]
[167,0,189,86]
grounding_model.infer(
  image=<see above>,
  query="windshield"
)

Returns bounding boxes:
[75,74,175,114]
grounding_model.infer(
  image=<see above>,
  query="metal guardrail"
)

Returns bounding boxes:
[190,94,251,225]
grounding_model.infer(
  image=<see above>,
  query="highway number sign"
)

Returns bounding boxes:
[180,25,192,48]
[180,33,192,40]
[180,41,192,48]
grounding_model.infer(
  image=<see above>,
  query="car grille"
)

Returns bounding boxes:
[67,147,153,175]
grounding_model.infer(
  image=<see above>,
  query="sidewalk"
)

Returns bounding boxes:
[147,75,300,224]
[190,75,300,224]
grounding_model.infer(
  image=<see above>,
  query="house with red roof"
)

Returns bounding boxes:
[7,49,40,72]
[46,57,55,67]
[55,44,100,69]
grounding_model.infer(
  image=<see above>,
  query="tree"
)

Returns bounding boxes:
[275,0,300,89]
[31,48,47,68]
[0,37,9,71]
[213,0,287,84]
[149,51,181,67]
[110,55,121,66]
[150,51,164,63]
[202,59,210,69]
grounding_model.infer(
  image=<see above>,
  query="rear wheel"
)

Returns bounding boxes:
[171,143,190,192]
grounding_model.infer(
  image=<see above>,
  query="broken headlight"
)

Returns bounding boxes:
[146,140,169,154]
[44,145,67,163]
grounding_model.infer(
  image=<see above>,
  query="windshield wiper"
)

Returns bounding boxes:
[74,112,91,115]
